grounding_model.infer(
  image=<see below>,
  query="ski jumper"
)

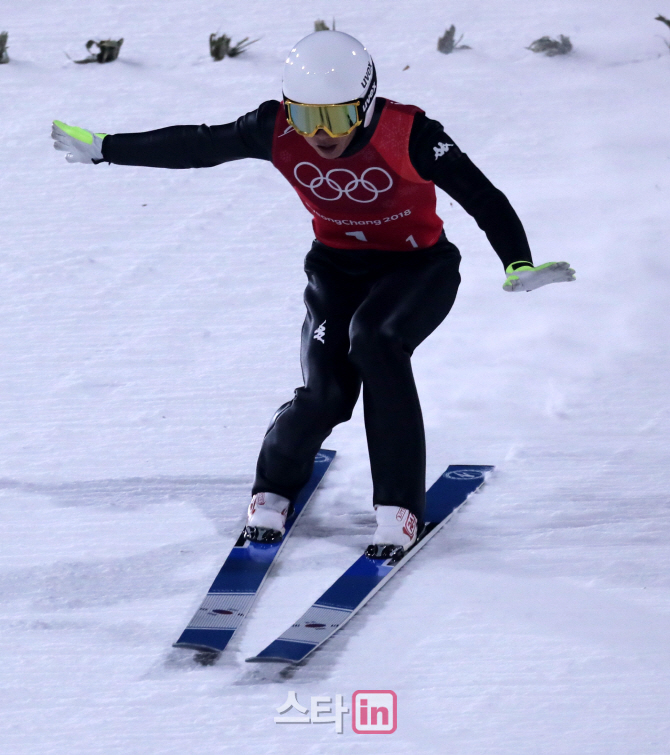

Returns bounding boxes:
[99,97,533,522]
[253,102,458,520]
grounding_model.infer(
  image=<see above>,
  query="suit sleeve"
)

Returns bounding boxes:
[100,100,280,168]
[409,112,533,269]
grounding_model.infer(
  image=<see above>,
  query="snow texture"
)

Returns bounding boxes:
[1,1,669,753]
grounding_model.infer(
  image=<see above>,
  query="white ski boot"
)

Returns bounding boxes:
[366,505,419,559]
[244,492,291,543]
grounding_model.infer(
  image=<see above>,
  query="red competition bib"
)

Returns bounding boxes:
[272,100,444,251]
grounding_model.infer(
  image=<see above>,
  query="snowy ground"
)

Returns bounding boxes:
[1,1,669,753]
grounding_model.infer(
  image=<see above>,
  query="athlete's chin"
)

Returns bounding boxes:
[303,129,355,159]
[310,143,344,159]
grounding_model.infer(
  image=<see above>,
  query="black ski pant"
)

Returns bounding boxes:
[253,233,461,523]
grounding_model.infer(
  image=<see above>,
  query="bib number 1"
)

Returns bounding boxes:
[345,231,368,242]
[344,231,420,248]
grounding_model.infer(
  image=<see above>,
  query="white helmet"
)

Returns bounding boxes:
[283,31,377,127]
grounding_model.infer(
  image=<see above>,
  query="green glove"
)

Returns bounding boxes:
[51,120,107,164]
[503,260,576,292]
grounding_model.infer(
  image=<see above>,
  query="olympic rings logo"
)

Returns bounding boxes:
[294,162,394,203]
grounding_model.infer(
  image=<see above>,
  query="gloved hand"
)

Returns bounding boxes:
[503,260,576,292]
[51,120,107,163]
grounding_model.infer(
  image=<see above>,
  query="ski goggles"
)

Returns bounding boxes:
[284,99,362,138]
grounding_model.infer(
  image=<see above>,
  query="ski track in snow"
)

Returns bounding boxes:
[1,1,669,753]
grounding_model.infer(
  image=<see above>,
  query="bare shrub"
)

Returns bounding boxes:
[656,14,670,50]
[74,39,123,64]
[209,33,258,60]
[437,25,471,54]
[314,19,336,32]
[0,31,8,64]
[527,35,572,56]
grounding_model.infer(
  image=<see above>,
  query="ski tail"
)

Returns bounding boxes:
[246,464,493,664]
[173,449,336,655]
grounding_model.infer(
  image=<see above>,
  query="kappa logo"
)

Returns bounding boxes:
[313,320,326,343]
[433,141,454,160]
[294,162,393,203]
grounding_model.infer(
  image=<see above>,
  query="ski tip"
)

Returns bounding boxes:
[442,464,495,484]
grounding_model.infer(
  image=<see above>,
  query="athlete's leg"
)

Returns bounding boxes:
[348,243,461,522]
[253,247,367,500]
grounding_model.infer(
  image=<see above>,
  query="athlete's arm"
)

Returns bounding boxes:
[99,100,280,168]
[408,113,532,270]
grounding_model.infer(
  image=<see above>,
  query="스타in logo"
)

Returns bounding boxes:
[274,689,397,734]
[294,162,393,203]
[352,691,397,734]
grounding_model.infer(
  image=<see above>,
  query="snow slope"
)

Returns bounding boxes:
[1,1,669,753]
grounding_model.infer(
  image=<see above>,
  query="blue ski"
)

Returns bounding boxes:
[246,464,493,665]
[173,449,335,661]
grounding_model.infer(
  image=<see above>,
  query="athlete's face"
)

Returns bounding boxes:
[302,128,356,159]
